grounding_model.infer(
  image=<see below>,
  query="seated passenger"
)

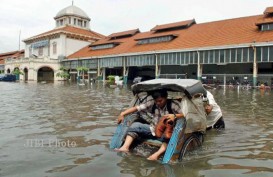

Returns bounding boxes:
[116,89,184,161]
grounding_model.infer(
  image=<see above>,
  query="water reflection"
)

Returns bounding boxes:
[0,82,273,177]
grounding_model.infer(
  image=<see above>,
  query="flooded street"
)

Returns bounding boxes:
[0,81,273,177]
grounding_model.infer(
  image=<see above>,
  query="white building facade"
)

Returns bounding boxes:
[5,4,104,82]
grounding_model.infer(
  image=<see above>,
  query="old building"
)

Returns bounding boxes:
[65,6,273,86]
[0,50,24,74]
[4,4,104,82]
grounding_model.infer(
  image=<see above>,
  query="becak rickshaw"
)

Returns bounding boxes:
[110,79,207,164]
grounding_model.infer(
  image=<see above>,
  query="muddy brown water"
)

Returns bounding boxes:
[0,82,272,177]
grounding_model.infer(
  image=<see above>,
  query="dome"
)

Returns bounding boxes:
[55,5,90,20]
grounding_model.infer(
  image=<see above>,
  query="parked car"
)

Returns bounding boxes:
[0,74,16,81]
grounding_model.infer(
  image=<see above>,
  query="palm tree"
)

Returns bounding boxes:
[76,66,88,84]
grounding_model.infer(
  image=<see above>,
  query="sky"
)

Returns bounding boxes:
[0,0,272,53]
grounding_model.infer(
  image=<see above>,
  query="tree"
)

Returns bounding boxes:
[76,66,88,84]
[56,66,70,80]
[12,68,24,75]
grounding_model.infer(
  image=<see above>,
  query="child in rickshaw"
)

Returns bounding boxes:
[115,89,184,161]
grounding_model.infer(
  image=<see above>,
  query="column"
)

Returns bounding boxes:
[97,59,103,81]
[197,51,202,80]
[102,68,106,82]
[123,56,128,84]
[252,46,257,87]
[155,53,160,78]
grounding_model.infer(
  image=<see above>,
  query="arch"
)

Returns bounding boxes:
[37,66,54,82]
[24,67,28,81]
[7,68,11,73]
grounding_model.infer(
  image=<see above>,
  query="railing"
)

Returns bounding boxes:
[202,74,273,87]
[159,73,273,87]
[159,74,187,79]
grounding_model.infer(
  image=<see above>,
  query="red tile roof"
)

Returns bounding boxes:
[264,7,273,14]
[0,50,24,64]
[150,19,195,32]
[256,16,273,25]
[67,13,273,59]
[135,33,178,41]
[23,26,105,42]
[108,28,140,39]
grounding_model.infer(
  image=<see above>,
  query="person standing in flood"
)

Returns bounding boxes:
[205,90,225,130]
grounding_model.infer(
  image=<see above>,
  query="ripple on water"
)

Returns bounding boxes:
[1,82,273,177]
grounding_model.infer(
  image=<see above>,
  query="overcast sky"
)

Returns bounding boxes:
[0,0,272,53]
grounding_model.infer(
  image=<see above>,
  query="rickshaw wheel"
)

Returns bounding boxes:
[178,134,202,161]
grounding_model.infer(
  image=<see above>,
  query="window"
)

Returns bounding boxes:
[204,51,209,64]
[137,35,175,45]
[74,19,77,25]
[225,49,231,63]
[199,51,204,64]
[256,47,262,62]
[69,17,71,24]
[236,48,242,63]
[249,48,254,62]
[261,23,273,31]
[38,47,43,56]
[91,44,116,50]
[262,47,269,62]
[242,48,248,62]
[231,49,236,62]
[185,52,190,64]
[60,19,63,26]
[269,46,273,61]
[215,50,220,63]
[53,42,57,55]
[84,21,87,27]
[29,46,32,56]
[209,51,214,63]
[78,20,82,27]
[220,50,225,63]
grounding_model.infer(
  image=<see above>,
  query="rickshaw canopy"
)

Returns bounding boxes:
[131,79,207,99]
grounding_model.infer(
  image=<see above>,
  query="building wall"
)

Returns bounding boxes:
[5,59,61,81]
[66,38,90,57]
[50,38,60,59]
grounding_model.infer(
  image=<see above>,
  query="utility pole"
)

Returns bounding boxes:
[19,30,21,51]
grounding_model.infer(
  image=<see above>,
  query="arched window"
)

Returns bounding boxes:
[38,47,43,56]
[53,42,57,55]
[29,46,32,56]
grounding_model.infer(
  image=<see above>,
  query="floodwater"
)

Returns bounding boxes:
[0,81,273,177]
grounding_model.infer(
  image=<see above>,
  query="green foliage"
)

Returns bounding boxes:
[76,66,88,72]
[56,71,70,79]
[59,66,68,71]
[106,75,123,85]
[12,68,24,75]
[107,75,116,85]
[56,66,70,79]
